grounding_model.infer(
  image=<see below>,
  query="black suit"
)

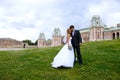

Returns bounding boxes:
[71,30,83,64]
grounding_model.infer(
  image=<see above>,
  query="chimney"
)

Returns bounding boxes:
[117,23,120,28]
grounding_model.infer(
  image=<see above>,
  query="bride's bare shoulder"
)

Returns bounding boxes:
[67,34,71,37]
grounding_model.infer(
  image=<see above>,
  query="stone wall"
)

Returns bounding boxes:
[0,38,23,48]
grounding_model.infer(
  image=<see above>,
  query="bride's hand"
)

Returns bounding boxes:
[68,43,71,46]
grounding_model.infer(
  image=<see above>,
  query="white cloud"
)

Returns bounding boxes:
[0,8,5,17]
[112,12,120,18]
[0,27,39,41]
[0,0,120,42]
[105,12,120,26]
[0,21,5,27]
[86,0,120,27]
[35,20,44,27]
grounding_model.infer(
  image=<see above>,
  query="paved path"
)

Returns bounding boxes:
[0,48,25,51]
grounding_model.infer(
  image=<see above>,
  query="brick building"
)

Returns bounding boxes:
[0,38,23,48]
[51,28,63,46]
[80,15,120,42]
[38,15,120,47]
[37,28,63,48]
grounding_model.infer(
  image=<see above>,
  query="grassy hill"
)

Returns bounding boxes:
[0,39,120,80]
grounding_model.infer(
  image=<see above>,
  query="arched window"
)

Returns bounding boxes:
[117,32,119,39]
[113,33,115,39]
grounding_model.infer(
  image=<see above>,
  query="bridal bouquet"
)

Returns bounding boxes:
[68,45,72,50]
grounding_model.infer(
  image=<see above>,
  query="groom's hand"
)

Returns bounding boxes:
[79,43,82,45]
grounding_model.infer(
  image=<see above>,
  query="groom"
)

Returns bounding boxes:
[70,25,83,65]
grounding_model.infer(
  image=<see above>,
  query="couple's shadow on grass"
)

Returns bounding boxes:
[53,64,82,69]
[53,66,72,69]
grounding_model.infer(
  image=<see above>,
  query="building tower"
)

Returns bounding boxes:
[89,15,104,41]
[38,33,46,48]
[52,28,62,46]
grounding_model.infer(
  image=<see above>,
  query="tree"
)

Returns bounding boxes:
[34,40,38,45]
[22,39,34,45]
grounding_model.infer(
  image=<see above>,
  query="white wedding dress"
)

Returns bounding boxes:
[51,37,74,68]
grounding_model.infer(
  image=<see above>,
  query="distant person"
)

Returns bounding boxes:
[70,25,83,65]
[23,44,26,48]
[51,28,74,68]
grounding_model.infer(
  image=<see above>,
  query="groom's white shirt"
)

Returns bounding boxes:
[72,29,75,36]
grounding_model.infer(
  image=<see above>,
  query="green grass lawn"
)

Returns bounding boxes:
[0,39,120,80]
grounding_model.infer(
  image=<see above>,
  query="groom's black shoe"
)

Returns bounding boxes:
[74,60,77,63]
[79,64,83,66]
[79,62,83,66]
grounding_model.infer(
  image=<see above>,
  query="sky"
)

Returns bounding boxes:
[0,0,120,42]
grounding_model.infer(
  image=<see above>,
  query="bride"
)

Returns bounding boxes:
[51,29,74,68]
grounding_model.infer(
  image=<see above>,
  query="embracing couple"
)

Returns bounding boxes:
[51,25,83,68]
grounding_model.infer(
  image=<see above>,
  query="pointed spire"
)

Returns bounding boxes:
[53,28,61,36]
[90,15,104,27]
